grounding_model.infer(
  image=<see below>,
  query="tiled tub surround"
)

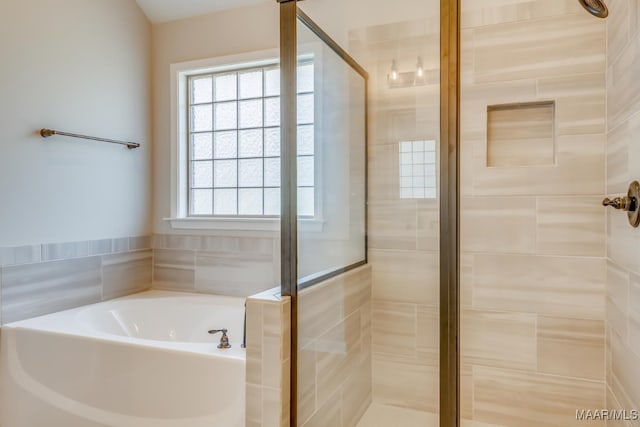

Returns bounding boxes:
[152,234,279,297]
[605,0,640,424]
[245,289,291,427]
[297,265,372,427]
[0,236,152,324]
[460,1,606,426]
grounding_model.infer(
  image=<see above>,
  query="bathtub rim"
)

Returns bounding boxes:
[1,290,247,360]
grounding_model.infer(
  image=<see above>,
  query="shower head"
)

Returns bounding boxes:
[578,0,608,18]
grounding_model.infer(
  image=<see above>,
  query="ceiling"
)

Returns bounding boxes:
[134,0,272,23]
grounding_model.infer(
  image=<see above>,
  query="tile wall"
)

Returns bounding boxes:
[605,0,640,425]
[349,14,442,414]
[351,0,609,424]
[460,1,606,426]
[0,236,152,324]
[152,234,280,297]
[297,265,372,427]
[246,289,291,427]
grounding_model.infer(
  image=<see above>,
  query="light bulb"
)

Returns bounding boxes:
[390,60,398,81]
[416,56,424,78]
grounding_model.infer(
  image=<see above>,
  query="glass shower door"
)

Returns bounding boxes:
[280,1,443,426]
[293,8,369,427]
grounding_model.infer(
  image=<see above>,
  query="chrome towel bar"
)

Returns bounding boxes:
[40,128,140,149]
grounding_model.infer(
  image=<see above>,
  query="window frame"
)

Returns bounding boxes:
[167,48,324,234]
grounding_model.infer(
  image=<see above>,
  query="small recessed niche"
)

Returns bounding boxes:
[486,101,555,167]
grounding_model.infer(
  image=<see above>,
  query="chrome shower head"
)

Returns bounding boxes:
[579,0,608,18]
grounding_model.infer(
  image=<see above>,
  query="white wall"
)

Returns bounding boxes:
[151,1,279,234]
[0,0,152,246]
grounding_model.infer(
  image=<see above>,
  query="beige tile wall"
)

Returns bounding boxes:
[245,289,291,427]
[297,265,372,427]
[349,17,441,415]
[352,1,607,423]
[606,0,640,425]
[151,234,280,297]
[461,1,606,426]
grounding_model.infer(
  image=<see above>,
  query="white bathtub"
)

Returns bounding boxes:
[0,290,246,427]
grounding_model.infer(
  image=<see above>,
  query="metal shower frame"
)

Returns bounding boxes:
[279,1,461,426]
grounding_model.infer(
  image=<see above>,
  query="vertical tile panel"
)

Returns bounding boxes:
[246,299,263,386]
[298,344,318,425]
[246,383,263,427]
[262,301,283,389]
[628,273,640,359]
[611,330,640,411]
[607,260,629,339]
[608,34,640,132]
[263,386,282,427]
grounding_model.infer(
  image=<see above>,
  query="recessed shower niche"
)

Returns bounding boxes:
[486,101,556,168]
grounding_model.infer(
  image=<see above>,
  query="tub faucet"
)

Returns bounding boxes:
[208,328,231,349]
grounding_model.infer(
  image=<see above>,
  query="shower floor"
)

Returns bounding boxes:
[356,403,504,427]
[356,403,438,427]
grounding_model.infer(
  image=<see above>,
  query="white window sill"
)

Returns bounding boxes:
[164,217,325,234]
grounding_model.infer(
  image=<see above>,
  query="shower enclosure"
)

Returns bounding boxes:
[279,2,372,425]
[278,0,607,426]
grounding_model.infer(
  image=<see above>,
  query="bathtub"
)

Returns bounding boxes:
[0,290,246,427]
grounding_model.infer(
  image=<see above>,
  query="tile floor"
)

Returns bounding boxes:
[356,404,504,427]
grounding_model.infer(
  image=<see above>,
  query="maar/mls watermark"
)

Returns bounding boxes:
[576,409,639,421]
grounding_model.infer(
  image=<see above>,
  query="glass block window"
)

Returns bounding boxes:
[399,140,437,199]
[188,63,315,217]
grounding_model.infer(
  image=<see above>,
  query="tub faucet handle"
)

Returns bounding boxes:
[208,328,231,349]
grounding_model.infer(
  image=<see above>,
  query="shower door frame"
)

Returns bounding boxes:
[440,0,461,426]
[279,1,370,426]
[279,0,462,426]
